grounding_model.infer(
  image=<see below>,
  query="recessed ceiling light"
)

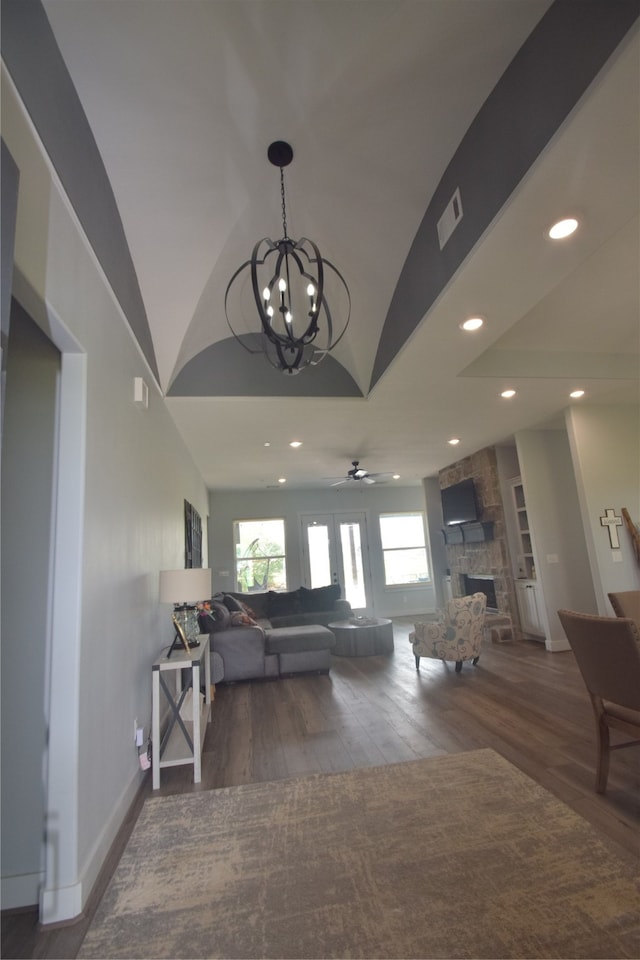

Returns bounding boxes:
[548,217,578,240]
[460,317,484,331]
[448,438,460,446]
[569,389,585,399]
[393,474,401,480]
[278,477,287,483]
[264,442,271,447]
[289,440,302,448]
[501,389,516,398]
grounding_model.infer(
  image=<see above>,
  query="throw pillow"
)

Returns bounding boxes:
[229,591,269,620]
[199,600,231,633]
[299,583,341,612]
[223,594,244,613]
[230,610,257,627]
[267,589,303,618]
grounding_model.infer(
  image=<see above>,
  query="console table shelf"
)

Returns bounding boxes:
[152,636,211,789]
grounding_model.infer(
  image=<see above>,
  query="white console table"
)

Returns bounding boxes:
[152,635,211,789]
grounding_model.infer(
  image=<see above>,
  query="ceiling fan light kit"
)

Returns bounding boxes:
[328,461,395,487]
[225,141,351,375]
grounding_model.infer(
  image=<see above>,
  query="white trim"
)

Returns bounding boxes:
[40,882,84,927]
[1,872,44,911]
[41,352,87,924]
[545,636,571,653]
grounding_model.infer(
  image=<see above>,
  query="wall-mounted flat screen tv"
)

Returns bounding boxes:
[441,478,479,526]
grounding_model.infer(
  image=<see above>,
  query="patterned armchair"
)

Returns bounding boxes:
[410,592,487,673]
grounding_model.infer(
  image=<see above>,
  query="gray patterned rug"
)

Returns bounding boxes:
[79,749,638,959]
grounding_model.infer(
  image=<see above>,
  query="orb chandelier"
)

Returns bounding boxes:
[225,141,350,375]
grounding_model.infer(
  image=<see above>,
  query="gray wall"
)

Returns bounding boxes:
[2,70,209,918]
[1,303,59,894]
[209,485,434,618]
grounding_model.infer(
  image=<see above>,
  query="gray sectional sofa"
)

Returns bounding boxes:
[199,585,352,683]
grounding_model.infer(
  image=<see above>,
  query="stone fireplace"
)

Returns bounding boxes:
[462,574,497,612]
[440,446,518,628]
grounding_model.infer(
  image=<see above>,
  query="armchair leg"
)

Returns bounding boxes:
[595,716,610,794]
[415,655,421,671]
[455,661,463,673]
[472,656,480,666]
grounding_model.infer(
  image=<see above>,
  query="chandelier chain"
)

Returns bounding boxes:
[280,167,288,239]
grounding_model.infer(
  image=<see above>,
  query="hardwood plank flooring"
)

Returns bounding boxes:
[3,624,638,959]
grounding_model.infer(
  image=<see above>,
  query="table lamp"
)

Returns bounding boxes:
[159,568,212,654]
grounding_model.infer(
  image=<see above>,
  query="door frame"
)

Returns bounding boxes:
[299,510,373,614]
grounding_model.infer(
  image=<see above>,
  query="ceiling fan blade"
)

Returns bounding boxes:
[368,472,395,482]
[330,478,349,486]
[362,476,376,484]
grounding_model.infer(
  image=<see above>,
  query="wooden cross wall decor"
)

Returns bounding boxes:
[600,508,622,549]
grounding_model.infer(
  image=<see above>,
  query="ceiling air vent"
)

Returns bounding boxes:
[437,187,463,250]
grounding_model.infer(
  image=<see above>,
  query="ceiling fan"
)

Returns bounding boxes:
[327,461,395,487]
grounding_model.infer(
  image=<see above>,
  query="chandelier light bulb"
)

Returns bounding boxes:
[278,278,287,292]
[285,311,292,324]
[267,305,274,318]
[306,283,315,297]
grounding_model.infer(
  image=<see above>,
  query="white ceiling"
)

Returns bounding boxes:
[41,1,639,490]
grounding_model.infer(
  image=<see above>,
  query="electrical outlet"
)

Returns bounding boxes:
[136,726,145,747]
[133,718,138,743]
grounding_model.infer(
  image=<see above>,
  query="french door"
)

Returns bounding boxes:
[300,512,372,614]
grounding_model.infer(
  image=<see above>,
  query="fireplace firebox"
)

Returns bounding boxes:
[461,574,497,612]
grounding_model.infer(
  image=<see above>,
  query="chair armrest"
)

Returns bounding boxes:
[210,625,267,681]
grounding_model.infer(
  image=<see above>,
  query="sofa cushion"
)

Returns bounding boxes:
[266,624,336,655]
[229,591,269,620]
[299,583,341,612]
[267,589,303,618]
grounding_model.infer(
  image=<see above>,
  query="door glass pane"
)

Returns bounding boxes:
[307,523,332,588]
[339,521,366,609]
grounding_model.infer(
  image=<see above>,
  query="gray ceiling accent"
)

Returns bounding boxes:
[370,0,640,390]
[168,337,362,398]
[0,0,159,382]
[4,0,637,489]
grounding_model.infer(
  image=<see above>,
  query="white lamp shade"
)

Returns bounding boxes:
[159,568,211,604]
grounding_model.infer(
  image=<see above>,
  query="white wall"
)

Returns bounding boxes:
[566,404,640,610]
[209,485,434,617]
[515,426,597,650]
[1,74,209,919]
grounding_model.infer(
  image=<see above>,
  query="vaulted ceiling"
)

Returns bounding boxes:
[12,1,640,488]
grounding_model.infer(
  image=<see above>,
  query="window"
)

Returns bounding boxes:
[234,518,287,593]
[379,513,429,586]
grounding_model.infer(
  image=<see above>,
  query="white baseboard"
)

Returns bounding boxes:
[1,870,43,910]
[39,768,144,925]
[40,881,83,925]
[546,636,571,652]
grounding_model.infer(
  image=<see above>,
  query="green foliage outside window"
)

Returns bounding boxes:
[234,519,287,592]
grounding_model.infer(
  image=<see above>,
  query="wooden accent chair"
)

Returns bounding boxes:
[608,589,640,626]
[558,608,640,793]
[410,592,486,673]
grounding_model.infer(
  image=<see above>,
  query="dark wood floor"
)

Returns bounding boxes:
[3,624,639,959]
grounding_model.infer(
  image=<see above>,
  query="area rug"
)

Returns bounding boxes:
[79,749,638,959]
